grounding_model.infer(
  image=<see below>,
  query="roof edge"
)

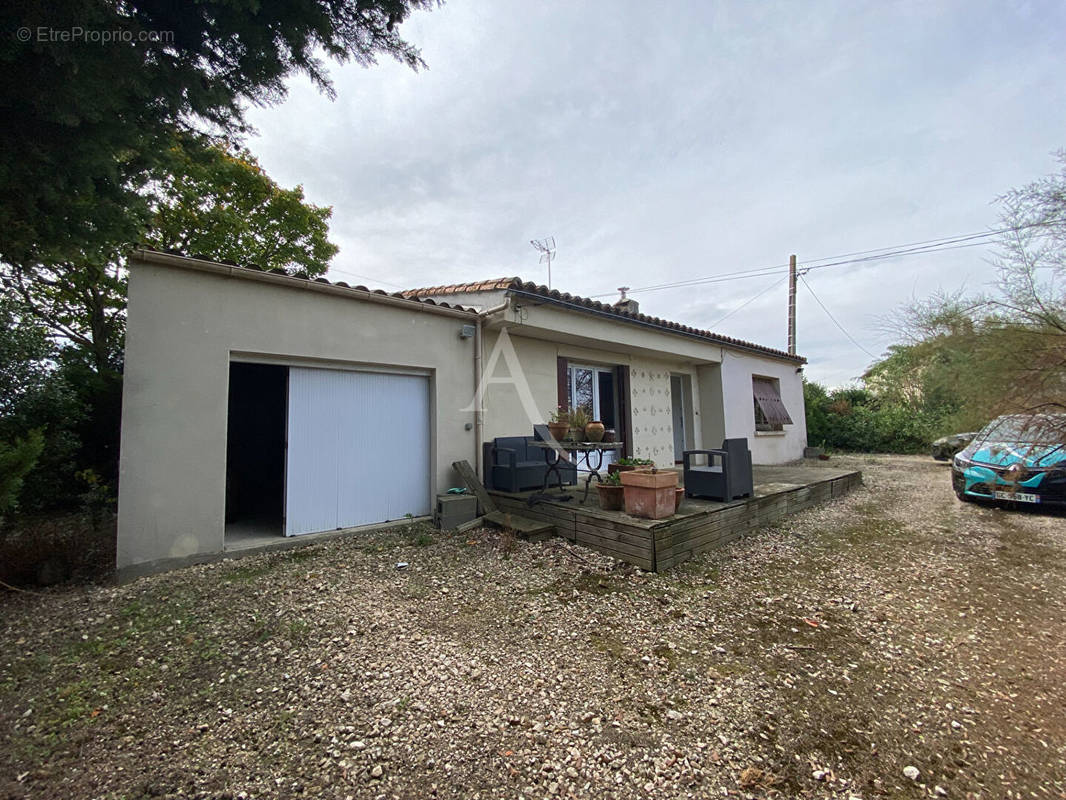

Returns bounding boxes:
[403,275,805,363]
[131,249,478,319]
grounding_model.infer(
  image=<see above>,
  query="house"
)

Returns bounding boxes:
[116,250,807,574]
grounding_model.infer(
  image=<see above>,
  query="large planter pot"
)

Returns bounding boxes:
[596,483,624,511]
[607,463,637,476]
[547,421,569,442]
[584,421,605,442]
[620,469,678,520]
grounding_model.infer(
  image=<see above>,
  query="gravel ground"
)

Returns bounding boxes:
[2,454,1065,800]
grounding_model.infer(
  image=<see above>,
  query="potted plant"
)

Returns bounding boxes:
[596,471,624,511]
[547,406,570,442]
[568,406,591,442]
[620,467,678,520]
[607,456,654,476]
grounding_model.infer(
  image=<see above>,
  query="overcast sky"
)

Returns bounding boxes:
[246,0,1066,386]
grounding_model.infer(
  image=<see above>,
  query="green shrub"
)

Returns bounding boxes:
[0,429,45,515]
[804,379,950,454]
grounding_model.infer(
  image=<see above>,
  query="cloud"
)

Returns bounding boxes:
[246,0,1066,386]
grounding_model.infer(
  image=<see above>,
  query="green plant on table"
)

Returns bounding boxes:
[549,406,570,424]
[569,406,591,431]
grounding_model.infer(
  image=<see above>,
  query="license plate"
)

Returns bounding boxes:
[994,490,1040,503]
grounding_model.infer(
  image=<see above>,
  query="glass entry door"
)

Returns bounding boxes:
[568,364,618,472]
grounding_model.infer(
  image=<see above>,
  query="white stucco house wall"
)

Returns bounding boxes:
[117,251,807,574]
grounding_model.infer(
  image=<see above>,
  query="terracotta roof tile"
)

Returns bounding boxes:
[404,276,804,363]
[400,277,519,297]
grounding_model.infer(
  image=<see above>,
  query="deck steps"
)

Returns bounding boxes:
[451,460,557,541]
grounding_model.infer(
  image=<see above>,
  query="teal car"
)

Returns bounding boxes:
[952,414,1066,507]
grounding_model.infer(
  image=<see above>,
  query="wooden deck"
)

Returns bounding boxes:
[489,464,863,571]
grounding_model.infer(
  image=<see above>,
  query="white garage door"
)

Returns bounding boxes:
[285,367,430,536]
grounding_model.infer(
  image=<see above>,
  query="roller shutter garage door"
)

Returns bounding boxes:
[285,367,430,536]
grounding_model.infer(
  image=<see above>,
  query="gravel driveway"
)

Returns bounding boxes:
[2,454,1064,799]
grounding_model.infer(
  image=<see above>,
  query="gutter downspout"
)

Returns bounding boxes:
[474,297,511,481]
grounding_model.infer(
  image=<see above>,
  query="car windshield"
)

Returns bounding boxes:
[977,415,1066,446]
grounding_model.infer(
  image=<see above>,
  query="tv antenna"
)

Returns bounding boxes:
[530,237,557,288]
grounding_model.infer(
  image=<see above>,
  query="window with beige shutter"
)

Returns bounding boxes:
[752,376,793,432]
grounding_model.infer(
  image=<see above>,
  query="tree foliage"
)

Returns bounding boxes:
[0,302,85,513]
[2,141,339,374]
[0,0,432,269]
[804,381,946,454]
[881,153,1066,426]
[147,141,339,273]
[809,152,1066,451]
[0,429,44,516]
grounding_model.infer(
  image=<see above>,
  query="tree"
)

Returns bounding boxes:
[0,0,432,269]
[0,430,45,516]
[0,301,84,512]
[147,141,339,273]
[983,151,1066,419]
[875,152,1066,436]
[3,141,339,374]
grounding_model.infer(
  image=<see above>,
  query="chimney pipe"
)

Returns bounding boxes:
[614,286,639,315]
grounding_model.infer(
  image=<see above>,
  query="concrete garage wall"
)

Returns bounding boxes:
[478,331,560,445]
[720,352,807,463]
[117,254,478,571]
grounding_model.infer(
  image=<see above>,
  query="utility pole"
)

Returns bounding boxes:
[787,254,797,356]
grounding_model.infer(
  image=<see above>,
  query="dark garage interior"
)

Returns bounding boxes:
[225,362,288,537]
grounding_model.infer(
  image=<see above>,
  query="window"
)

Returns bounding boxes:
[567,364,619,472]
[752,376,792,432]
[567,364,617,427]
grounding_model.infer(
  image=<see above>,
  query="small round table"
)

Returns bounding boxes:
[528,440,625,504]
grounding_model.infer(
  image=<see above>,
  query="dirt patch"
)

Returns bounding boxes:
[1,457,1064,798]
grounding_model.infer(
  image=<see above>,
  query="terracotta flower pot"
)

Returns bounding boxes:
[619,469,677,489]
[547,421,569,442]
[568,426,584,442]
[596,483,624,511]
[584,421,605,442]
[620,469,678,520]
[604,428,617,443]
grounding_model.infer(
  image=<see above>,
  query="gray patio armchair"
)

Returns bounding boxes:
[683,438,754,501]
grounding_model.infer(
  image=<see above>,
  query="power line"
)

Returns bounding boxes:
[707,274,790,328]
[799,274,879,360]
[591,220,1054,298]
[326,266,407,290]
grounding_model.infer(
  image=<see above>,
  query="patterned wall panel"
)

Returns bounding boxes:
[628,358,675,465]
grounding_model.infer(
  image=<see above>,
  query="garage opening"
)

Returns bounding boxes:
[225,362,288,544]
